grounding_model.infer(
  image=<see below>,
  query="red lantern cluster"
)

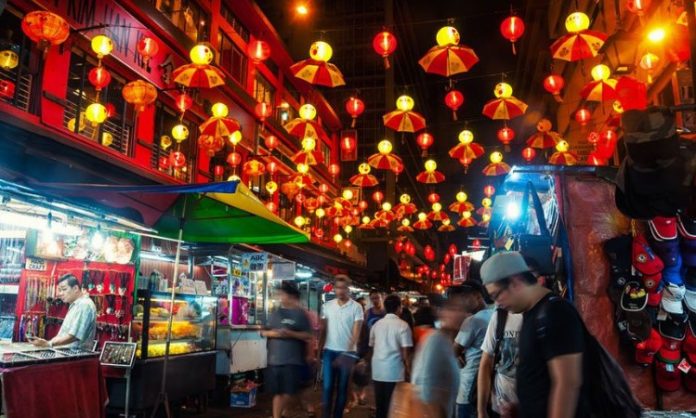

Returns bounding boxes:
[345,97,365,128]
[500,16,525,54]
[372,31,397,69]
[444,89,464,120]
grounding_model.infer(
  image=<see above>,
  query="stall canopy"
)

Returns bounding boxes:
[22,180,309,244]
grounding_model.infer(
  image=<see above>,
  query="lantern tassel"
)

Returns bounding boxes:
[383,57,391,70]
[452,110,458,121]
[351,117,357,128]
[553,93,563,103]
[512,42,517,55]
[504,144,511,153]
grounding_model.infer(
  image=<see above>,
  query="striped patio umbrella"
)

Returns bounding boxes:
[291,150,324,166]
[418,45,479,77]
[427,211,449,222]
[526,131,562,149]
[457,217,477,228]
[358,222,376,230]
[416,170,445,184]
[449,201,475,213]
[371,218,391,229]
[173,64,225,88]
[580,78,617,102]
[397,224,415,233]
[482,162,511,176]
[199,116,241,138]
[438,224,456,232]
[550,30,607,62]
[284,118,330,141]
[394,202,417,217]
[482,97,528,120]
[290,59,346,87]
[290,173,314,188]
[449,142,484,160]
[368,152,404,172]
[375,209,396,222]
[413,218,433,230]
[383,110,427,133]
[349,173,379,187]
[549,151,579,165]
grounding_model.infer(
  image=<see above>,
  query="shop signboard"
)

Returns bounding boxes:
[452,254,471,285]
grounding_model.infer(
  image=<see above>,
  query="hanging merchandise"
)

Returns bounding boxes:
[173,44,225,88]
[290,41,345,87]
[548,141,578,166]
[550,12,607,62]
[500,15,525,54]
[383,95,427,133]
[373,30,397,69]
[482,151,511,176]
[526,118,562,149]
[419,25,479,77]
[368,140,404,173]
[349,163,379,187]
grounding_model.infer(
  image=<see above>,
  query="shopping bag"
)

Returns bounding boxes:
[513,181,555,274]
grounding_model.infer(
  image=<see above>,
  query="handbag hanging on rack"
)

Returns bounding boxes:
[513,181,555,275]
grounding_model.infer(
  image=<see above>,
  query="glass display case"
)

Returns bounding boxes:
[132,290,217,359]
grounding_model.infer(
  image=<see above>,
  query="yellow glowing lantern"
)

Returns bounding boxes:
[647,27,666,43]
[67,113,87,132]
[101,132,113,147]
[417,212,427,221]
[160,135,173,150]
[565,12,590,33]
[85,103,108,124]
[362,216,371,224]
[436,26,460,46]
[342,189,354,200]
[482,213,491,222]
[266,180,278,195]
[494,82,513,99]
[344,225,353,234]
[490,151,503,164]
[462,211,472,219]
[378,139,393,154]
[211,102,229,118]
[91,35,113,58]
[299,103,317,120]
[172,124,189,142]
[358,163,371,174]
[396,95,415,111]
[302,136,317,151]
[400,193,411,204]
[482,198,492,208]
[317,208,327,218]
[590,64,611,81]
[424,159,437,172]
[0,50,19,70]
[432,202,442,212]
[613,100,624,114]
[309,41,333,62]
[442,218,451,226]
[190,44,214,65]
[297,163,310,174]
[294,216,306,227]
[333,233,343,243]
[458,129,474,144]
[383,202,392,211]
[229,130,243,146]
[456,191,468,202]
[556,140,570,152]
[402,218,411,227]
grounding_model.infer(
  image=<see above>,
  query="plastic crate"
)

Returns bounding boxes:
[230,387,256,408]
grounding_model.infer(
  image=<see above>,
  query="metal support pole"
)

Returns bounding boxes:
[686,2,696,100]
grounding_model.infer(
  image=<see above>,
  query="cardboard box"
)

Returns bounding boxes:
[230,387,256,408]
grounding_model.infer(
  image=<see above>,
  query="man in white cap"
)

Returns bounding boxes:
[480,252,588,418]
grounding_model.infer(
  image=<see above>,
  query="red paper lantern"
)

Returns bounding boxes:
[345,97,365,128]
[543,74,565,99]
[0,79,16,99]
[169,151,186,168]
[416,132,434,153]
[500,16,525,54]
[174,92,193,114]
[521,147,536,162]
[247,39,271,64]
[626,0,650,15]
[497,127,515,145]
[575,108,591,125]
[394,240,404,253]
[427,193,440,204]
[341,135,356,153]
[88,67,111,91]
[213,164,224,178]
[587,131,600,145]
[137,37,159,62]
[444,89,464,120]
[431,271,438,279]
[372,31,397,69]
[483,185,495,197]
[21,11,70,51]
[424,245,435,261]
[104,103,116,118]
[266,161,278,174]
[226,151,242,167]
[616,76,647,111]
[319,183,330,194]
[443,254,451,264]
[264,134,279,151]
[255,102,273,121]
[448,244,458,256]
[372,190,384,203]
[329,163,341,177]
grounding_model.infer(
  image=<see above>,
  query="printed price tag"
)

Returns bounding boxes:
[678,358,692,374]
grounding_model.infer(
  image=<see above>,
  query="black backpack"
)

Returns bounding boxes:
[537,297,642,418]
